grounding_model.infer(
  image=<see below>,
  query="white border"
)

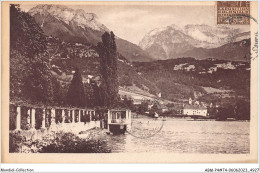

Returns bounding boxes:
[0,0,259,172]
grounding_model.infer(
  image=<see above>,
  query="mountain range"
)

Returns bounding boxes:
[139,24,250,61]
[25,5,250,103]
[29,5,152,62]
[28,5,250,62]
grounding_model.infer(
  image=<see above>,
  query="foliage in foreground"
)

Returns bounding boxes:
[40,132,111,153]
[9,131,111,153]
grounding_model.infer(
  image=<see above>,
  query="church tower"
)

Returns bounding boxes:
[189,97,192,105]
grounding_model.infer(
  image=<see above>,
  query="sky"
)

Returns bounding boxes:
[20,4,250,45]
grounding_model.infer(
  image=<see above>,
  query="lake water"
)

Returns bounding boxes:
[103,117,250,153]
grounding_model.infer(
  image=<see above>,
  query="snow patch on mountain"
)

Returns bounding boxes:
[186,29,213,43]
[140,24,249,50]
[139,24,250,60]
[149,27,168,36]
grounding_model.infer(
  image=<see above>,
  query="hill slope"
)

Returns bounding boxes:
[134,58,250,102]
[28,4,152,62]
[46,36,159,95]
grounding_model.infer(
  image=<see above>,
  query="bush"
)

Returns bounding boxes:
[40,132,111,153]
[9,131,25,152]
[9,131,111,153]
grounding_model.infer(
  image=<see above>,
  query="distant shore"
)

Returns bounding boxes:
[133,113,250,122]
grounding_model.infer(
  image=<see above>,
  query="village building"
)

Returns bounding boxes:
[183,97,208,117]
[161,105,169,113]
[183,105,207,117]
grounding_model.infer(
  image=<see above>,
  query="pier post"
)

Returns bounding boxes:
[31,108,36,130]
[128,109,132,130]
[41,109,46,129]
[108,109,111,121]
[15,106,21,131]
[126,109,128,119]
[107,110,111,131]
[27,108,31,127]
[89,111,92,121]
[94,111,97,126]
[61,109,65,124]
[50,108,56,126]
[128,110,131,119]
[79,110,82,123]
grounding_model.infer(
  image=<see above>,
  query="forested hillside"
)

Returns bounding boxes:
[10,4,56,105]
[46,36,159,96]
[134,58,250,103]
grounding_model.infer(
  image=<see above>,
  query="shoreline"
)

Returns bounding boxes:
[134,113,250,122]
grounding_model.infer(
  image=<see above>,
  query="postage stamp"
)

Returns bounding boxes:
[217,1,250,25]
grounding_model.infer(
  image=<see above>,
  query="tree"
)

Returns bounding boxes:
[216,104,235,121]
[22,58,54,104]
[92,83,103,107]
[234,100,250,120]
[97,32,119,107]
[120,97,135,111]
[137,101,148,114]
[85,82,103,108]
[66,68,85,107]
[52,77,64,105]
[10,4,54,104]
[10,4,47,58]
[85,83,94,108]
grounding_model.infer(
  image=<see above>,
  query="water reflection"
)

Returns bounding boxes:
[104,118,250,153]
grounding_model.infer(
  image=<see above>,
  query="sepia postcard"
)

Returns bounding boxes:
[1,1,258,163]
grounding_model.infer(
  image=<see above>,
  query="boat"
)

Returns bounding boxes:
[107,109,132,134]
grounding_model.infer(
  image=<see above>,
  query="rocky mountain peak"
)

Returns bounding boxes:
[139,24,250,60]
[27,5,152,62]
[28,4,108,32]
